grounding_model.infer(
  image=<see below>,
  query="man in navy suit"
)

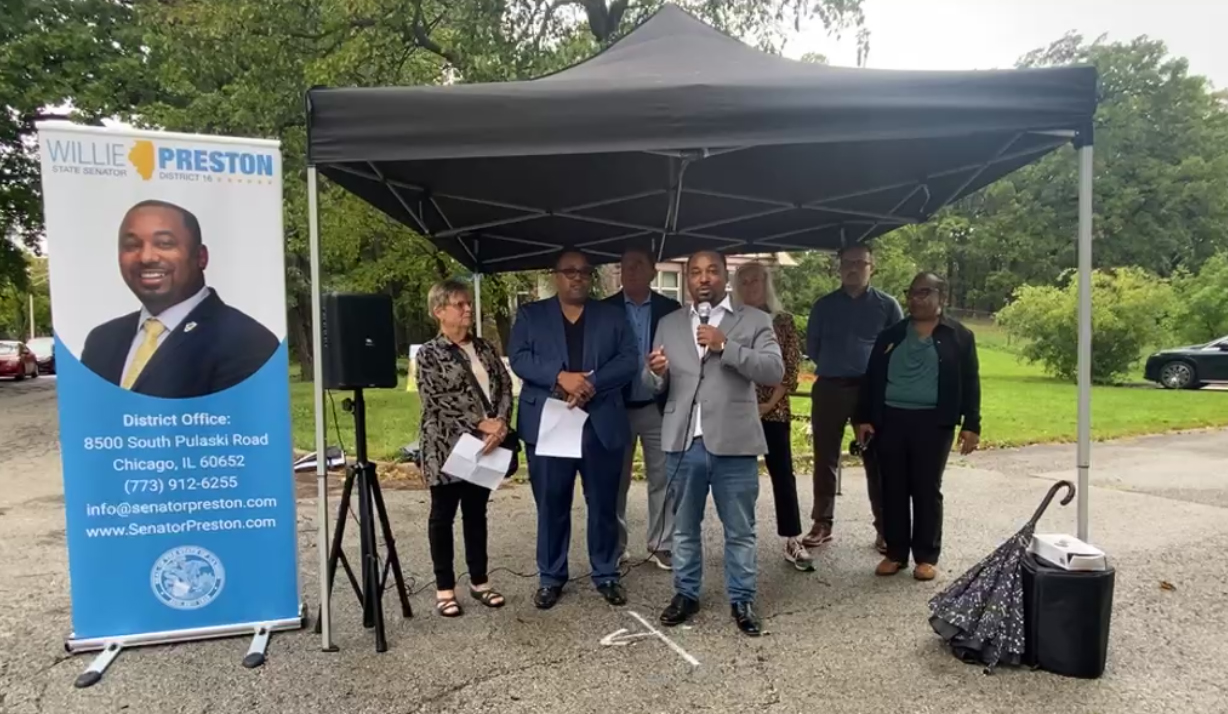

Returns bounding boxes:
[602,245,681,569]
[509,249,639,609]
[80,199,278,399]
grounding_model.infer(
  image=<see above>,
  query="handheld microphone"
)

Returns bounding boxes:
[697,301,711,325]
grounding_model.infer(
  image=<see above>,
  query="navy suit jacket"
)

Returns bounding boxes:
[80,290,279,399]
[601,289,681,410]
[508,297,639,452]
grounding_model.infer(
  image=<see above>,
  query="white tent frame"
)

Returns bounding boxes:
[303,137,1095,650]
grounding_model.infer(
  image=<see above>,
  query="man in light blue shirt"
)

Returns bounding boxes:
[803,244,903,552]
[603,246,681,569]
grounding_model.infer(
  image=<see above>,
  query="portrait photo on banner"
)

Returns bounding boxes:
[44,130,287,401]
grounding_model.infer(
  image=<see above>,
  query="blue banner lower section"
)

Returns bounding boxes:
[55,335,299,640]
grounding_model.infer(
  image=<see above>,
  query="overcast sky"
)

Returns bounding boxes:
[786,0,1227,89]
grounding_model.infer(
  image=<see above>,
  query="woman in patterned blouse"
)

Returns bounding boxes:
[416,279,515,617]
[732,261,814,571]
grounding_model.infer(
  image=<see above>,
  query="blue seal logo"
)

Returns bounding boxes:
[150,545,225,610]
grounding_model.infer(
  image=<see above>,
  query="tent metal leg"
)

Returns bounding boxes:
[307,167,336,651]
[474,272,483,338]
[1075,144,1093,541]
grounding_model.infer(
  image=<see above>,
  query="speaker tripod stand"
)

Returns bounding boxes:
[315,388,412,652]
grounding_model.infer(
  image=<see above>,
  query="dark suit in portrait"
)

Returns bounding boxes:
[81,289,278,399]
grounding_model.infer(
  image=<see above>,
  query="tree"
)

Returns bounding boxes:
[0,0,152,289]
[121,0,868,372]
[917,35,1228,313]
[997,267,1175,384]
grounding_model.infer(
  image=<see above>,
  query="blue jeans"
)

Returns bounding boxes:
[667,438,759,604]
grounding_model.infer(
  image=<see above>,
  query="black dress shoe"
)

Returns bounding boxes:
[533,586,563,609]
[659,594,700,626]
[596,581,627,606]
[731,602,762,636]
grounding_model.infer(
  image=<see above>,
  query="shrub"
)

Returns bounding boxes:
[997,267,1174,383]
[1170,252,1228,345]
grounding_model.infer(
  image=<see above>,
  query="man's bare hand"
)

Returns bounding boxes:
[958,430,980,455]
[647,346,669,376]
[856,423,875,447]
[696,325,726,352]
[557,371,594,399]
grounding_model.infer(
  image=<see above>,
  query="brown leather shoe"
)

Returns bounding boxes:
[913,563,938,581]
[875,558,905,576]
[802,523,832,548]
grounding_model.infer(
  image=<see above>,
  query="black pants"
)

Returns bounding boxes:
[761,419,802,538]
[877,407,954,566]
[428,481,491,591]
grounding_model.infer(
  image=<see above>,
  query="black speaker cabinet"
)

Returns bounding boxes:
[321,292,398,390]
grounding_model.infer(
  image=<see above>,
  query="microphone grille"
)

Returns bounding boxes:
[697,302,711,317]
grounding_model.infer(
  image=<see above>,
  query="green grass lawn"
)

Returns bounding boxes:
[291,336,1228,462]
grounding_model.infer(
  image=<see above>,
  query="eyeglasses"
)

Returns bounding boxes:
[553,268,595,280]
[840,260,871,269]
[908,288,939,299]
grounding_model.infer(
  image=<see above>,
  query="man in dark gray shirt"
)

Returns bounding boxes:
[803,245,903,553]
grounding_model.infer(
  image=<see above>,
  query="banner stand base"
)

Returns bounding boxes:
[66,605,305,687]
[74,642,121,688]
[242,626,272,669]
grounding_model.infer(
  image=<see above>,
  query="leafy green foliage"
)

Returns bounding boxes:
[0,0,150,288]
[997,267,1175,384]
[1169,252,1228,344]
[914,35,1228,313]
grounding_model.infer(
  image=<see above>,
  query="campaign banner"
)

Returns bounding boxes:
[38,125,300,645]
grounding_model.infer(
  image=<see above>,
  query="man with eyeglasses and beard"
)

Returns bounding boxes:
[508,250,639,610]
[804,244,903,554]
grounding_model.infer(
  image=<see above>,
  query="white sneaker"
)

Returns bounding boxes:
[784,537,815,572]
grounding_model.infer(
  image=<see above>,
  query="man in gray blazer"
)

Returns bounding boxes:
[645,250,784,636]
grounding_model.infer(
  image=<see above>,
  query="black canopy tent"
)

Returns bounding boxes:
[304,4,1099,649]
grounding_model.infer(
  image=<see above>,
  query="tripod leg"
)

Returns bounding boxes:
[355,463,380,631]
[315,467,358,635]
[369,473,413,619]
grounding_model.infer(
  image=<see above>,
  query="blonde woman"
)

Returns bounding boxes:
[416,279,515,616]
[732,262,813,571]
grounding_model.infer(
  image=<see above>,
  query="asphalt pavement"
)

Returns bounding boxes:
[1,375,1226,713]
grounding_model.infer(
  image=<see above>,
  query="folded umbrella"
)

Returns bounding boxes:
[928,480,1076,673]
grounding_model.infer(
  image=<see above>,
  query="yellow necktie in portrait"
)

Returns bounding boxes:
[121,318,167,389]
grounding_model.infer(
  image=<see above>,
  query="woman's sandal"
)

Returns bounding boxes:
[469,586,505,608]
[435,597,463,617]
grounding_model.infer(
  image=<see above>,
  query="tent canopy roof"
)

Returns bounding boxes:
[306,4,1097,273]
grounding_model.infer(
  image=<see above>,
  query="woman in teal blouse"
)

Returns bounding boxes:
[854,272,982,582]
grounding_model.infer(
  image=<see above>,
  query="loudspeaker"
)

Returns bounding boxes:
[321,292,398,390]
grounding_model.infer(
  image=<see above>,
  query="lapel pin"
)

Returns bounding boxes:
[184,322,197,333]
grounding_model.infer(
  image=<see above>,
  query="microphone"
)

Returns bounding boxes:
[697,301,711,325]
[696,301,712,362]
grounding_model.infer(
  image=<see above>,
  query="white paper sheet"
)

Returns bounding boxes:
[535,398,589,458]
[441,433,512,490]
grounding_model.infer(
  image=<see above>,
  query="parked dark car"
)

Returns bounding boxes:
[26,336,54,375]
[1144,335,1228,389]
[0,341,39,380]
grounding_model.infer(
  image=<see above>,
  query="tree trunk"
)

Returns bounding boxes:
[288,300,314,380]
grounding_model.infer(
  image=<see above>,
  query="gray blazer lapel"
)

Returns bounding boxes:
[719,306,745,343]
